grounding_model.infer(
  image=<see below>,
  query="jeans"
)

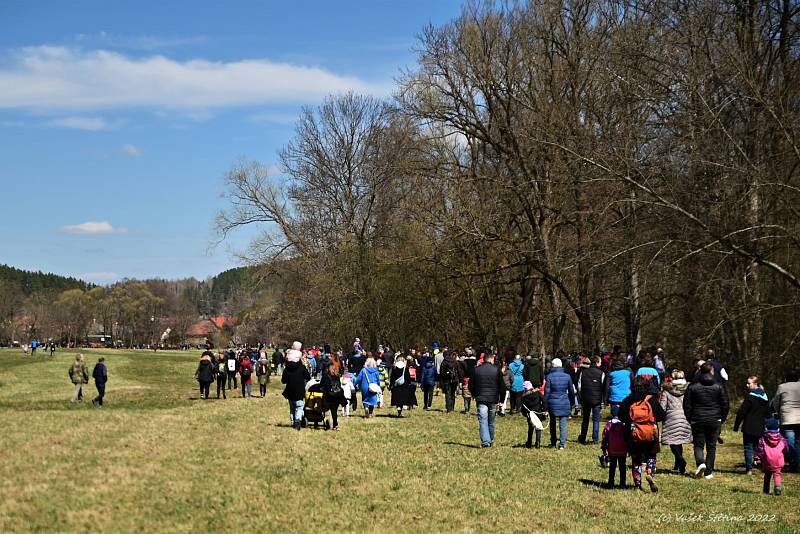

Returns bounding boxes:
[477,402,497,446]
[216,374,227,398]
[743,433,760,471]
[422,385,434,409]
[94,382,105,405]
[442,382,457,412]
[228,372,237,390]
[463,397,472,413]
[692,421,721,474]
[241,382,252,397]
[781,425,800,471]
[549,414,568,448]
[288,399,304,425]
[579,403,601,443]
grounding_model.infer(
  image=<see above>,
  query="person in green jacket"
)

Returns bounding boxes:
[69,353,89,403]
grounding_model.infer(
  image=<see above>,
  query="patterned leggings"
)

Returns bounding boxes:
[631,453,657,488]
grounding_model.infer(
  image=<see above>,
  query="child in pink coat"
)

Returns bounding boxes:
[756,418,790,496]
[601,405,628,488]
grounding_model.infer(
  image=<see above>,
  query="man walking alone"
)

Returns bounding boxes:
[470,352,506,448]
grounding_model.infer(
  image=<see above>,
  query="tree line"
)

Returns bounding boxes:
[217,0,800,389]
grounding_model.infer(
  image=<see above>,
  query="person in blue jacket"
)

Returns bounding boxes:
[545,358,576,449]
[355,357,382,418]
[605,358,633,413]
[419,352,438,410]
[635,355,661,394]
[509,355,525,414]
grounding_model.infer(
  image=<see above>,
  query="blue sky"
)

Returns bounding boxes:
[0,0,463,284]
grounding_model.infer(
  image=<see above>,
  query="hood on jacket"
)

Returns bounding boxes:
[698,373,715,386]
[764,430,783,447]
[749,389,768,402]
[666,385,686,396]
[611,360,625,371]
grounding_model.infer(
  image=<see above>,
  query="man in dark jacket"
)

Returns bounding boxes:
[470,352,506,448]
[684,363,730,479]
[523,354,544,388]
[91,357,108,406]
[439,352,463,413]
[578,356,605,444]
[282,360,311,430]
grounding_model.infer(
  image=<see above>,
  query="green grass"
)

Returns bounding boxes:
[0,348,797,533]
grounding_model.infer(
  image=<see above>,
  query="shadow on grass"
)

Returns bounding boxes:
[578,478,629,490]
[444,441,481,449]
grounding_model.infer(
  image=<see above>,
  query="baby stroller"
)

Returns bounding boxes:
[302,380,331,430]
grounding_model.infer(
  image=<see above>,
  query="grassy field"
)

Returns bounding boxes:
[0,348,797,533]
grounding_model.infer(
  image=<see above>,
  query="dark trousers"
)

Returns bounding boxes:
[669,444,686,471]
[442,382,457,412]
[259,383,267,397]
[422,385,434,409]
[608,456,627,487]
[330,405,339,428]
[692,421,721,474]
[510,391,522,413]
[227,371,237,389]
[94,382,105,405]
[216,374,227,398]
[526,422,542,446]
[199,381,211,398]
[579,402,601,443]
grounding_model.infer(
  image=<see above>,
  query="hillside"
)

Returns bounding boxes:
[0,263,93,295]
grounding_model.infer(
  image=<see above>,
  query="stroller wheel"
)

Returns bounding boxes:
[324,419,331,430]
[301,417,308,428]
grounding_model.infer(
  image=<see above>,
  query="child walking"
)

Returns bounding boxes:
[756,418,790,496]
[602,406,628,488]
[520,381,546,448]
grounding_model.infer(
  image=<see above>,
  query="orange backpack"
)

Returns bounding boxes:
[629,395,658,443]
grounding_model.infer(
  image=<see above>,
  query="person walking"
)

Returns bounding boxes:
[389,355,414,417]
[520,381,546,448]
[756,418,790,495]
[68,353,89,403]
[683,362,729,479]
[508,354,525,414]
[215,351,227,399]
[469,352,505,448]
[195,352,215,399]
[419,352,437,410]
[499,361,513,416]
[282,342,310,430]
[733,375,771,475]
[659,370,692,474]
[578,356,605,445]
[239,355,254,398]
[256,352,270,398]
[354,357,382,418]
[601,406,628,488]
[91,357,108,406]
[320,355,344,430]
[604,359,632,414]
[226,350,238,390]
[545,358,576,449]
[620,376,666,492]
[439,351,463,413]
[770,368,800,473]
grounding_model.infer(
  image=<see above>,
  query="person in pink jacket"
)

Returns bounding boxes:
[756,418,790,496]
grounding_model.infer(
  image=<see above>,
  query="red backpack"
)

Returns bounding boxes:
[629,395,658,443]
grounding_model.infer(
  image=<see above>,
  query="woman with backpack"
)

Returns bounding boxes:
[733,375,771,475]
[256,352,270,398]
[390,355,414,417]
[659,370,692,474]
[619,376,666,492]
[321,354,344,430]
[239,356,254,398]
[215,351,227,399]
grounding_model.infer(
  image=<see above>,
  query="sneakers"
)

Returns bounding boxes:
[646,474,659,492]
[558,446,565,450]
[775,486,782,496]
[525,442,532,449]
[704,473,714,480]
[695,463,706,478]
[746,470,753,476]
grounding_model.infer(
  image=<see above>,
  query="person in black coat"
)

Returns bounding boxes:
[470,353,506,447]
[619,376,666,492]
[389,355,414,417]
[282,360,311,429]
[195,353,215,399]
[683,363,730,478]
[578,356,605,444]
[320,357,343,430]
[91,357,108,406]
[733,375,771,474]
[520,381,547,448]
[523,354,544,388]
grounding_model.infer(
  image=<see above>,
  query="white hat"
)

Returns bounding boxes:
[291,341,302,351]
[552,358,562,368]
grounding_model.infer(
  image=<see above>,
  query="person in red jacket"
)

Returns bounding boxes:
[240,357,254,398]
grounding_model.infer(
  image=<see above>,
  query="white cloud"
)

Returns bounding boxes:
[121,143,141,156]
[60,221,127,234]
[78,271,119,283]
[0,46,388,111]
[45,116,107,130]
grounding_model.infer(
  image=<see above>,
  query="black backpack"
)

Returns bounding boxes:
[241,367,252,382]
[441,360,454,381]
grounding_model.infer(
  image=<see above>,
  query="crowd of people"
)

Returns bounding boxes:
[64,338,799,496]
